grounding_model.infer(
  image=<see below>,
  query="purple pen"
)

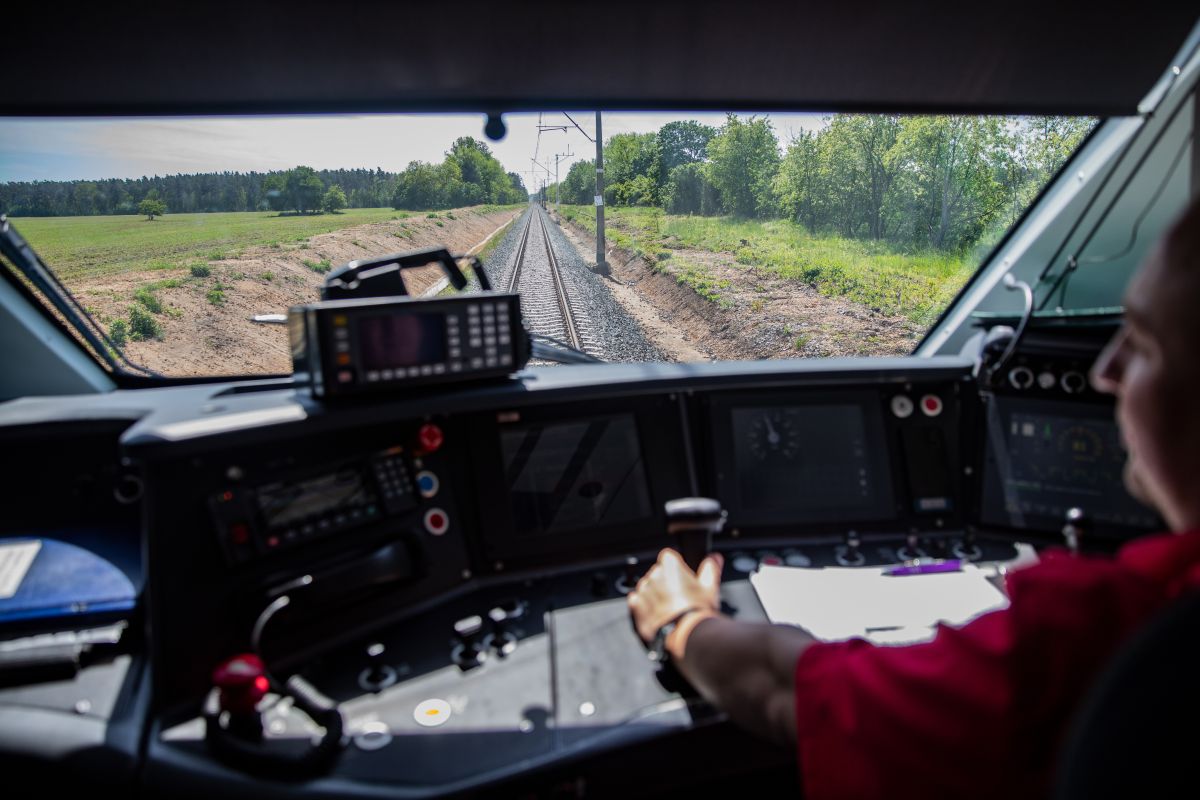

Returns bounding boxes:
[884,559,963,576]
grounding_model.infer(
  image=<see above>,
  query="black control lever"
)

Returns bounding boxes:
[664,497,727,572]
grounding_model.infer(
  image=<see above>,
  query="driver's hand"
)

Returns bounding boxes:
[628,548,724,644]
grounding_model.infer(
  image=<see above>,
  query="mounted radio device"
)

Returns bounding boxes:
[289,247,531,398]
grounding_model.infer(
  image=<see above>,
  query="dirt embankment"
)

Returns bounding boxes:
[79,208,520,377]
[555,215,920,362]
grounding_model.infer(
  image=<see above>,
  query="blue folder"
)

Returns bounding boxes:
[0,537,135,629]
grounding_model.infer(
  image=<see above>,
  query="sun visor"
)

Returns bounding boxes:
[2,3,1197,116]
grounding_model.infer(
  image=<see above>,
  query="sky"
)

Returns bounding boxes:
[0,111,827,189]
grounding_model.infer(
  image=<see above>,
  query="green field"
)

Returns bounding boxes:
[10,208,414,282]
[560,206,976,325]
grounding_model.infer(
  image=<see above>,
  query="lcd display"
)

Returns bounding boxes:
[501,416,652,535]
[356,312,446,369]
[256,468,370,529]
[722,401,894,523]
[980,398,1159,533]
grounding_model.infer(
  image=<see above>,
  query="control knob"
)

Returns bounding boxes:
[665,497,726,572]
[836,532,865,567]
[212,654,270,740]
[1061,371,1087,394]
[1008,366,1034,390]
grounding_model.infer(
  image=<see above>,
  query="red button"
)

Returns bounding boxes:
[213,654,269,714]
[266,535,280,548]
[229,523,250,545]
[417,423,444,453]
[424,508,449,535]
[921,395,943,416]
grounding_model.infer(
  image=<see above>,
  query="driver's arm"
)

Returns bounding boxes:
[627,548,815,747]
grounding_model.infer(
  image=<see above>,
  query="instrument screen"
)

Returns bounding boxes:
[715,395,895,525]
[979,397,1159,534]
[500,415,653,536]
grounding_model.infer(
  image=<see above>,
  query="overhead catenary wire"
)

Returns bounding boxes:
[562,112,595,143]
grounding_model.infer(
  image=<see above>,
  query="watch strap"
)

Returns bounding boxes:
[648,606,702,663]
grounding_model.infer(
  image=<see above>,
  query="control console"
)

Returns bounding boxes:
[208,444,418,564]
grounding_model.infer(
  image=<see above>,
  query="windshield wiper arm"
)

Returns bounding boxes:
[0,215,155,377]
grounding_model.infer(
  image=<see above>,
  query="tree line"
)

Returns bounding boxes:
[547,114,1092,253]
[0,136,526,217]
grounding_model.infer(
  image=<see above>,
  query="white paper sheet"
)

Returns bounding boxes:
[749,563,1010,646]
[0,540,41,600]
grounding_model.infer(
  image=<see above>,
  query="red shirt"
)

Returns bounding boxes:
[793,530,1200,799]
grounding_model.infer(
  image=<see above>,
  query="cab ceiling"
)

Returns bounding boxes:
[3,2,1196,116]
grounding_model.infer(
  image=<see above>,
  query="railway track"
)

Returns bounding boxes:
[506,205,583,352]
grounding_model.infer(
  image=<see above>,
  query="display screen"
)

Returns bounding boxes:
[501,415,653,535]
[256,468,370,529]
[356,312,446,369]
[980,398,1159,533]
[721,400,895,523]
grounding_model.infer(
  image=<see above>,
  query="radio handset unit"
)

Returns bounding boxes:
[289,247,530,398]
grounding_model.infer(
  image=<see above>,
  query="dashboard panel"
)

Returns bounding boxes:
[974,325,1161,540]
[0,336,1160,798]
[702,379,968,547]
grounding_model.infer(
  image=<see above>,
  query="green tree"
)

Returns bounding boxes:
[138,190,166,220]
[664,162,721,214]
[890,116,1009,250]
[775,130,824,230]
[322,184,348,213]
[262,174,287,212]
[656,120,716,176]
[506,172,527,201]
[706,115,781,218]
[392,162,444,210]
[559,160,596,205]
[604,133,662,206]
[285,166,325,213]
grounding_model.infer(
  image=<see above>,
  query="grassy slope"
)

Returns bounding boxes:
[13,206,522,283]
[560,206,976,325]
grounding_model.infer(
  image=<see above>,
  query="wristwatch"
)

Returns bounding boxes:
[648,607,702,663]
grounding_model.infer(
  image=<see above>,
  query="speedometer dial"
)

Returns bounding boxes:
[747,411,800,461]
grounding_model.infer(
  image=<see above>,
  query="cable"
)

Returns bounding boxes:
[1036,51,1196,311]
[1053,130,1194,307]
[563,112,596,143]
[985,274,1035,387]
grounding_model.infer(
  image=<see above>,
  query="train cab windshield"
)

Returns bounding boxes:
[0,111,1100,376]
[2,5,1199,800]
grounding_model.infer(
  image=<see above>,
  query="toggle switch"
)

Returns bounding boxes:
[615,556,641,594]
[451,615,486,670]
[836,532,865,567]
[358,642,398,692]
